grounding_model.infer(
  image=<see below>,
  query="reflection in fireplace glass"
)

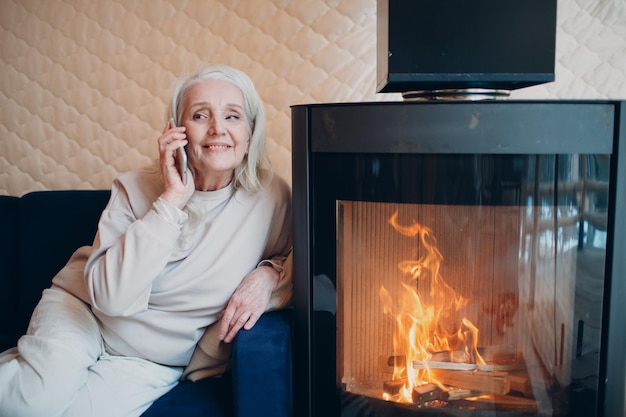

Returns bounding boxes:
[336,180,605,416]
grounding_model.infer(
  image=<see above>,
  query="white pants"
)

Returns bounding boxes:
[0,287,182,417]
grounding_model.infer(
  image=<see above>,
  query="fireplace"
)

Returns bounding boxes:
[291,100,626,417]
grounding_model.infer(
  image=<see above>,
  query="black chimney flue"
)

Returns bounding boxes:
[376,0,557,100]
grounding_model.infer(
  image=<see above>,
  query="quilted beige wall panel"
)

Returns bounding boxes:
[1,0,625,196]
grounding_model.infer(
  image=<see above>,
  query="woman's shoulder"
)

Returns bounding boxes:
[262,171,291,199]
[116,162,162,189]
[111,162,164,207]
[267,171,290,190]
[235,171,290,205]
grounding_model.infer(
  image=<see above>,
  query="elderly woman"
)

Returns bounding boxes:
[0,65,292,417]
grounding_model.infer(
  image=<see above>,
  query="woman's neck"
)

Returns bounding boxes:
[194,171,234,191]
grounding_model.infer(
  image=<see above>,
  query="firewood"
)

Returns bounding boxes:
[413,360,476,371]
[466,330,478,364]
[429,369,510,395]
[386,355,406,367]
[465,394,538,412]
[443,389,476,401]
[476,345,516,362]
[411,383,444,405]
[429,345,516,364]
[508,373,533,397]
[477,363,524,372]
[430,350,468,363]
[383,379,407,396]
[479,345,517,363]
[379,355,406,373]
[411,385,478,404]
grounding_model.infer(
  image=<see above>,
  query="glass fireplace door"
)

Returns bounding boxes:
[291,101,626,417]
[335,155,607,416]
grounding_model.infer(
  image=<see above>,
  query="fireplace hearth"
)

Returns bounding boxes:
[291,100,626,417]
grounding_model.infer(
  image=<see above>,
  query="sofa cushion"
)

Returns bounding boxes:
[16,190,110,335]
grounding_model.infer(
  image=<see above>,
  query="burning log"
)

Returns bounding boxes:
[412,345,522,371]
[478,345,518,364]
[429,350,468,363]
[466,327,479,364]
[412,360,524,371]
[444,389,476,401]
[411,384,477,404]
[385,355,406,367]
[384,379,480,403]
[378,355,406,374]
[476,363,524,372]
[383,379,407,396]
[411,383,444,405]
[428,345,517,363]
[429,369,511,396]
[413,360,476,371]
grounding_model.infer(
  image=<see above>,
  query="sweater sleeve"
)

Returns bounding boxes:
[266,250,293,310]
[259,175,294,309]
[84,175,188,317]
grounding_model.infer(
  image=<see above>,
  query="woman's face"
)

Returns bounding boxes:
[180,78,250,190]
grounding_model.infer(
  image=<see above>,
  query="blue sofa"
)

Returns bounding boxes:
[0,190,293,417]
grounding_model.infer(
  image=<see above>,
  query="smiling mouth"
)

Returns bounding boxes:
[204,144,231,150]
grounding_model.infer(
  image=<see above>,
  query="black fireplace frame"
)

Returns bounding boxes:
[291,100,626,417]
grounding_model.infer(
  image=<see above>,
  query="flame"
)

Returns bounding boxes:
[380,211,484,403]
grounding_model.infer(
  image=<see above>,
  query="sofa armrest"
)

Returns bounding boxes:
[17,190,110,334]
[0,195,19,352]
[231,309,293,417]
[142,309,294,417]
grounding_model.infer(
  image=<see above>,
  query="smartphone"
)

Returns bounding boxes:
[171,118,188,185]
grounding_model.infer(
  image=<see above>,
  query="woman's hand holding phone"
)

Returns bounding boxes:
[158,118,193,209]
[171,118,188,185]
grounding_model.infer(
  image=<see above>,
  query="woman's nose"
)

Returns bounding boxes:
[209,116,225,136]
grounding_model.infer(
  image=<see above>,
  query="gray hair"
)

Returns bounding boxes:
[169,65,271,191]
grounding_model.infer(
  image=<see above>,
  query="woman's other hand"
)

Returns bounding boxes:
[158,119,194,208]
[218,265,280,343]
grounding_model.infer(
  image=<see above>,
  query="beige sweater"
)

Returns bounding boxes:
[53,165,292,367]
